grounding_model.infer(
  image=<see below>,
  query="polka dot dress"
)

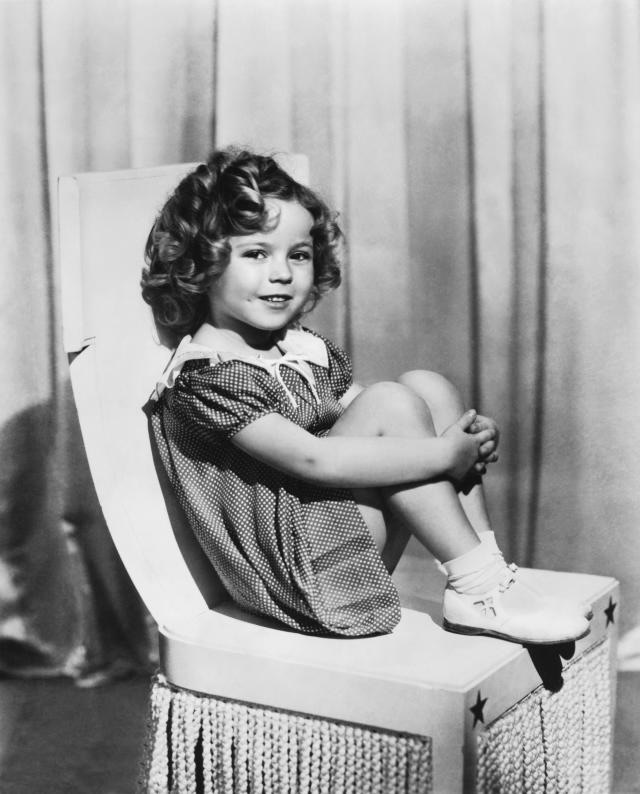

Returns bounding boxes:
[148,328,401,637]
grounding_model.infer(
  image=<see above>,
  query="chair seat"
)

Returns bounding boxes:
[160,568,617,737]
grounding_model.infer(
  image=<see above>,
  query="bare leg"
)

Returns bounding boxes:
[328,382,480,567]
[329,381,590,645]
[398,370,493,536]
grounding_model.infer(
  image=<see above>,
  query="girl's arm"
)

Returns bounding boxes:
[231,412,492,489]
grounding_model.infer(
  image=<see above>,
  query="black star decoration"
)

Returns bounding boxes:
[604,597,617,627]
[470,691,487,728]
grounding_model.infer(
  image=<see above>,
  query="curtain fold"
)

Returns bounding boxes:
[536,0,640,622]
[1,0,639,680]
[215,0,640,641]
[0,0,216,681]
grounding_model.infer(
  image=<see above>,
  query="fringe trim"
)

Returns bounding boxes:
[141,679,433,793]
[476,639,612,793]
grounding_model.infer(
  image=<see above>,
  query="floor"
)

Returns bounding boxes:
[0,676,149,794]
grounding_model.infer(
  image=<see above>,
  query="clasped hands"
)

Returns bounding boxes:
[441,409,500,486]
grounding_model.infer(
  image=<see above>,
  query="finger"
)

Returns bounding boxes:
[479,440,496,456]
[456,409,477,431]
[474,429,494,444]
[470,416,488,432]
[475,416,499,437]
[473,462,487,475]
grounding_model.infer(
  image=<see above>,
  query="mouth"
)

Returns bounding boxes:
[259,295,293,305]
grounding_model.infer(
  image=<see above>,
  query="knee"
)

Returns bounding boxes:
[361,381,434,433]
[365,381,430,413]
[398,370,465,414]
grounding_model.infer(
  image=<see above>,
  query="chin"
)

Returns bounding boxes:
[253,311,301,332]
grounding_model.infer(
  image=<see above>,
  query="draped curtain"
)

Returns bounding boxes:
[0,0,216,680]
[1,0,639,679]
[216,0,640,656]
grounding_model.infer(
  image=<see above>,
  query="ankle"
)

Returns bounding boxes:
[442,542,510,595]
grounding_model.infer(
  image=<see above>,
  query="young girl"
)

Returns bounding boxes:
[141,147,589,645]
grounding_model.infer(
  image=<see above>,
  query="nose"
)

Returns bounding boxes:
[268,254,293,283]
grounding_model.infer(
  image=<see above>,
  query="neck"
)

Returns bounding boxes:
[196,322,284,355]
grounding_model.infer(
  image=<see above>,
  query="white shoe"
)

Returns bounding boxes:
[442,567,591,645]
[478,536,594,621]
[511,564,593,620]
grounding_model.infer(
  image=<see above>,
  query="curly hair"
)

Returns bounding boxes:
[141,147,343,348]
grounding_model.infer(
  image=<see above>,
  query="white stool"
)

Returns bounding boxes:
[141,572,617,793]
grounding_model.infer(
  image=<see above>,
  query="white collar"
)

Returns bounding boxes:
[190,324,329,368]
[273,328,329,368]
[152,327,328,399]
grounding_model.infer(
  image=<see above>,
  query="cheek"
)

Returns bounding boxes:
[211,270,255,301]
[302,265,315,290]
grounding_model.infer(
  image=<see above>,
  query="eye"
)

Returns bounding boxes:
[290,249,312,262]
[242,248,267,260]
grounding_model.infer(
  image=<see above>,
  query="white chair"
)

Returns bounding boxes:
[59,161,619,793]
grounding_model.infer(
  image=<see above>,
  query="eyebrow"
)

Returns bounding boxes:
[234,239,312,249]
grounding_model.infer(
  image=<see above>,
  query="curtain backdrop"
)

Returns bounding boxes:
[216,0,640,651]
[0,0,216,680]
[1,0,639,680]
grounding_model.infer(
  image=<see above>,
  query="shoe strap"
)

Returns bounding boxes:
[498,563,518,593]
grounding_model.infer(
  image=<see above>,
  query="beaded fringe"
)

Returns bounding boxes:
[141,679,433,793]
[476,639,611,794]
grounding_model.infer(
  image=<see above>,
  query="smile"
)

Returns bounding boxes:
[259,295,292,304]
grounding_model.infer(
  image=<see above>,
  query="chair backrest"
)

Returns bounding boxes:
[59,156,309,630]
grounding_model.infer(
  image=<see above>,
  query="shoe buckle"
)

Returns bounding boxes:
[499,569,517,593]
[473,595,497,617]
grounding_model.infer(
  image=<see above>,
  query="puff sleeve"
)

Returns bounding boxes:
[305,329,353,400]
[167,360,284,443]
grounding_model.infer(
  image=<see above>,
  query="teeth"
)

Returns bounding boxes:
[263,296,288,302]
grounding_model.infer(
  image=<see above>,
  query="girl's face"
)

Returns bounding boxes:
[207,199,315,346]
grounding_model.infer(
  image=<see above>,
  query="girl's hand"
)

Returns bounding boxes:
[441,410,496,481]
[470,414,500,469]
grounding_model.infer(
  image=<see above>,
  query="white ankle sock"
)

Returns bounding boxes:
[478,530,502,555]
[442,541,508,595]
[435,531,501,566]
